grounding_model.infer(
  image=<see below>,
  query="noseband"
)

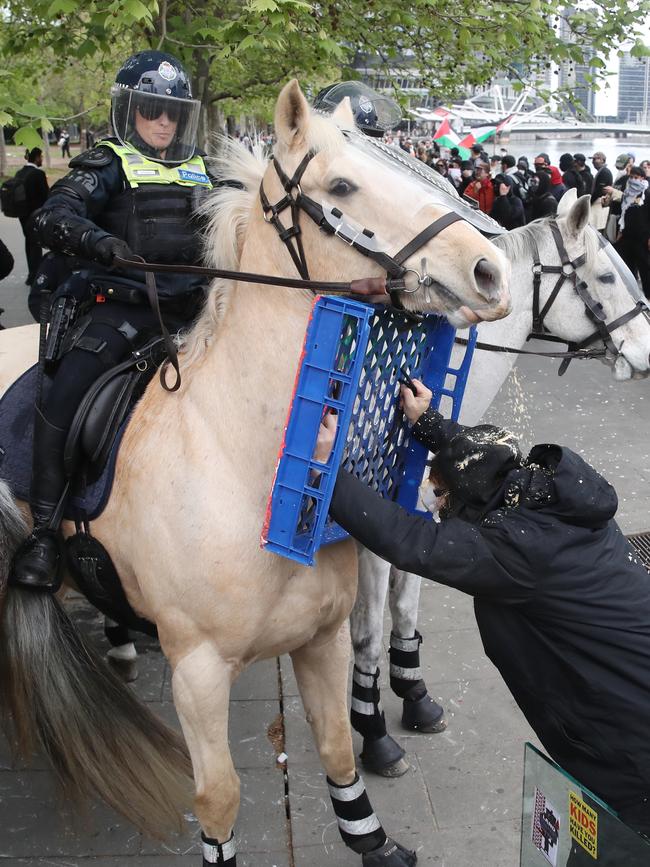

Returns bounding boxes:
[529,220,648,374]
[259,150,463,305]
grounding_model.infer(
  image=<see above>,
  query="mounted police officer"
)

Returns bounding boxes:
[12,50,214,590]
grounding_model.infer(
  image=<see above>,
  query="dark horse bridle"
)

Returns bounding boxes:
[259,149,466,306]
[458,220,650,376]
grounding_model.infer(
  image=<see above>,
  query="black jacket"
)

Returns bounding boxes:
[14,163,49,215]
[592,165,614,204]
[32,141,214,302]
[330,410,650,811]
[490,178,526,230]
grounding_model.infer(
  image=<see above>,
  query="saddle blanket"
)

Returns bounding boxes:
[0,365,124,521]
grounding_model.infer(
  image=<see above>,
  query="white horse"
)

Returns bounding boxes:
[349,190,650,776]
[0,82,511,866]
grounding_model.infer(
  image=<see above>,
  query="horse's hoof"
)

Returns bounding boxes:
[362,837,417,866]
[360,734,409,777]
[107,655,139,683]
[402,694,446,733]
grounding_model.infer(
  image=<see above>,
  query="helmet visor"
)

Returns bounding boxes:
[344,128,507,236]
[111,87,200,164]
[315,82,402,133]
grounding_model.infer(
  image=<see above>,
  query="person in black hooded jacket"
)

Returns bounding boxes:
[316,379,650,840]
[528,171,558,221]
[490,173,525,229]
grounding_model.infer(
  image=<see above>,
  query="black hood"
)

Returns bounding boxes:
[432,424,523,521]
[523,444,618,527]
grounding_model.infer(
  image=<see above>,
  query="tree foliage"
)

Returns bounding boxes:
[1,0,649,144]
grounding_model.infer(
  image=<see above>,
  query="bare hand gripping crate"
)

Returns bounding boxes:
[261,296,477,566]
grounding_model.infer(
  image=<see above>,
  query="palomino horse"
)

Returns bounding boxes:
[350,190,650,776]
[0,82,510,865]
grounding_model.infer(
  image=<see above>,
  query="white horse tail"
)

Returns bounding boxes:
[0,480,192,840]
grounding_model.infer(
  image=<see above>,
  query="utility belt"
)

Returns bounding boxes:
[91,282,203,317]
[44,283,202,366]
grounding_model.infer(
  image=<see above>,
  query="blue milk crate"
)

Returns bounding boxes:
[261,296,477,566]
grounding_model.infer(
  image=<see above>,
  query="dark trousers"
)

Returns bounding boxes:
[19,216,43,285]
[43,300,186,431]
[616,235,650,299]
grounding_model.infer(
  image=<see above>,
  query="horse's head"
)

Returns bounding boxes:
[537,190,650,380]
[265,80,511,328]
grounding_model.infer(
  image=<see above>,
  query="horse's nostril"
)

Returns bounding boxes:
[474,258,501,301]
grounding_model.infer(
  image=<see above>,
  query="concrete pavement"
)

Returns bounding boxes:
[0,211,649,865]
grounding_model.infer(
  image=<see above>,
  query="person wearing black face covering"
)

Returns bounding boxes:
[490,173,526,229]
[315,380,650,842]
[528,171,558,220]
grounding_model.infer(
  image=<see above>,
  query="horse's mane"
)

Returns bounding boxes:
[492,215,600,264]
[181,116,346,368]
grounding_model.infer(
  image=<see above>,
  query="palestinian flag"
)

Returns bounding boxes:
[433,118,470,158]
[458,124,497,151]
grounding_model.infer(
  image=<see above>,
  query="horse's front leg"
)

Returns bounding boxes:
[170,641,240,866]
[291,622,416,866]
[350,545,409,777]
[388,567,446,733]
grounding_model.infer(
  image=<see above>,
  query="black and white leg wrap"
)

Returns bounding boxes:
[328,773,386,854]
[350,666,387,740]
[390,631,445,732]
[389,632,427,701]
[202,831,236,865]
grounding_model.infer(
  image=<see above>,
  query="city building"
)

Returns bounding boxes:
[617,53,650,124]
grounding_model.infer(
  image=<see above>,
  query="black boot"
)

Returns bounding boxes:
[11,408,67,592]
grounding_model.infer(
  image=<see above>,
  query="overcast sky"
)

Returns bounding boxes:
[593,27,650,115]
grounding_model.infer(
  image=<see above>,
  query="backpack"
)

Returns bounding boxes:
[0,167,31,218]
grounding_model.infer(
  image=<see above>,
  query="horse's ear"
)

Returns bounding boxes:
[563,193,591,239]
[331,96,356,130]
[557,187,577,217]
[275,80,310,149]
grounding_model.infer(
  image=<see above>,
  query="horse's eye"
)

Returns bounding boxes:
[329,178,357,197]
[599,272,616,284]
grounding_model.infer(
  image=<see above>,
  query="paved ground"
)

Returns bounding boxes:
[0,210,649,866]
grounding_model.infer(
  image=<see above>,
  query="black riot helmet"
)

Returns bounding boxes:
[111,50,200,165]
[313,81,402,138]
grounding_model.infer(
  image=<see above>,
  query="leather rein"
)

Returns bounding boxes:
[456,219,649,376]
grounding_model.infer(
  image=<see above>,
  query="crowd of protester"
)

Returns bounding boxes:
[382,132,650,298]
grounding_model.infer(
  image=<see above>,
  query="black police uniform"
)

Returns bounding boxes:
[13,145,213,587]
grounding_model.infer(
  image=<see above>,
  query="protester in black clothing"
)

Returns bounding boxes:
[527,172,558,220]
[490,174,525,229]
[615,165,649,297]
[12,148,49,285]
[517,156,536,183]
[559,153,585,196]
[573,153,593,195]
[316,380,650,840]
[458,160,475,195]
[501,154,528,202]
[590,152,613,203]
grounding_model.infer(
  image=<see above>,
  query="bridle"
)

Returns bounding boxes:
[259,149,465,307]
[528,220,649,374]
[456,219,650,375]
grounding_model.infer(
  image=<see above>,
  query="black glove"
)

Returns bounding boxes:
[93,235,134,267]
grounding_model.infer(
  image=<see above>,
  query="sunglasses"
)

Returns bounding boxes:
[136,100,182,123]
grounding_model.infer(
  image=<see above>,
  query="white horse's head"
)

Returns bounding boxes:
[530,190,650,380]
[264,80,511,327]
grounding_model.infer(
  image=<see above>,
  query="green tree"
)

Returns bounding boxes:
[2,0,649,153]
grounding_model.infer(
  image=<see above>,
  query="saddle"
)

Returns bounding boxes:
[0,337,165,637]
[0,336,165,519]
